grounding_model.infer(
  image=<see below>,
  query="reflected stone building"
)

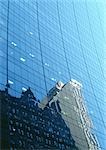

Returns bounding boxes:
[0,79,100,149]
[40,80,100,150]
[0,87,78,150]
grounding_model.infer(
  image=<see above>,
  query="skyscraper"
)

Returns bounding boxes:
[0,0,106,149]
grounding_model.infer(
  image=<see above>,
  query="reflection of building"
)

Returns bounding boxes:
[0,0,105,149]
[0,88,78,150]
[40,80,99,150]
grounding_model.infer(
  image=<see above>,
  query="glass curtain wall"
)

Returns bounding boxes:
[0,0,106,149]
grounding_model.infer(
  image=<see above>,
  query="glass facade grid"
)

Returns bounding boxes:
[0,0,106,149]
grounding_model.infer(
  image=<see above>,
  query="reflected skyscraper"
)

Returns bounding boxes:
[40,80,100,150]
[0,0,106,149]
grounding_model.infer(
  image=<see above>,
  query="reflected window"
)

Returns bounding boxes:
[16,122,19,126]
[9,125,12,130]
[28,126,30,131]
[19,140,22,146]
[20,57,26,62]
[29,32,33,35]
[30,134,33,138]
[20,123,22,127]
[11,41,17,47]
[21,130,24,135]
[29,53,35,58]
[22,87,27,91]
[10,120,13,124]
[64,96,69,100]
[51,78,56,82]
[13,128,16,132]
[8,80,14,85]
[44,63,49,67]
[12,108,15,114]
